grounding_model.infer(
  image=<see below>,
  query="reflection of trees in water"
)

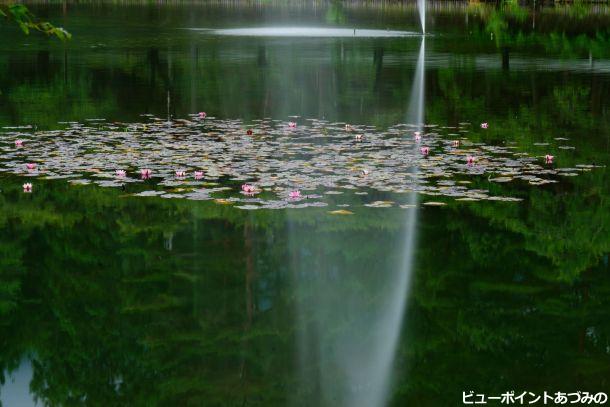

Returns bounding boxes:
[0,3,609,404]
[0,167,607,404]
[2,2,610,127]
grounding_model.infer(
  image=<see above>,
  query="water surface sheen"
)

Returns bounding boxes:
[0,2,609,406]
[197,27,419,37]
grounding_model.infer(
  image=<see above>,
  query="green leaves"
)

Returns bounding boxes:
[0,3,71,41]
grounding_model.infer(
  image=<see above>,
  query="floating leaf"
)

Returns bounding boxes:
[0,116,599,209]
[328,210,354,215]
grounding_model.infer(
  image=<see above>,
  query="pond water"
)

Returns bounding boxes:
[0,2,609,406]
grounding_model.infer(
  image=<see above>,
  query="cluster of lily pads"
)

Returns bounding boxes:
[0,114,600,211]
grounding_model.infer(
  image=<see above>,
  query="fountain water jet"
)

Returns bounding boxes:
[289,37,425,407]
[417,0,426,34]
[370,35,425,407]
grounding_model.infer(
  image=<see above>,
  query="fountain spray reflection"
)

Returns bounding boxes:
[289,38,425,407]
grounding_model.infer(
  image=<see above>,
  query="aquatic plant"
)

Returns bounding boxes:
[0,115,602,210]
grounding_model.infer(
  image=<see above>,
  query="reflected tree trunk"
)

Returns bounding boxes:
[244,222,254,330]
[239,221,255,405]
[502,47,510,71]
[257,46,267,67]
[373,46,384,92]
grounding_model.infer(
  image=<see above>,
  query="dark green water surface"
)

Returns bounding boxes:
[0,2,609,406]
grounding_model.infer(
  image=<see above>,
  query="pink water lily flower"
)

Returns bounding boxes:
[452,140,460,147]
[241,184,256,195]
[466,156,476,166]
[414,134,421,142]
[345,124,354,132]
[26,163,36,170]
[355,134,363,142]
[175,170,186,178]
[288,121,297,128]
[480,122,489,129]
[545,154,554,164]
[23,183,32,193]
[194,171,204,180]
[289,190,301,199]
[115,170,126,177]
[15,140,23,147]
[198,112,207,119]
[140,168,152,179]
[420,146,430,156]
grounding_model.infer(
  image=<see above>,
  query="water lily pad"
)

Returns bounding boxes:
[489,177,513,183]
[328,209,354,215]
[0,115,599,209]
[364,201,394,208]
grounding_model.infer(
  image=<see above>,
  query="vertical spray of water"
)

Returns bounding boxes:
[417,0,426,34]
[407,38,426,134]
[369,35,425,407]
[289,37,425,407]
